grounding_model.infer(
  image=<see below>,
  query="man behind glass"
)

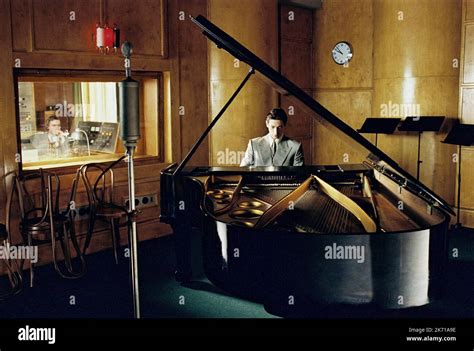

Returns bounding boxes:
[31,116,70,158]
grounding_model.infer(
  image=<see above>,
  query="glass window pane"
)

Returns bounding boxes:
[17,74,161,170]
[19,81,119,163]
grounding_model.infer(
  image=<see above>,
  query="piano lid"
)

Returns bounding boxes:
[189,15,454,216]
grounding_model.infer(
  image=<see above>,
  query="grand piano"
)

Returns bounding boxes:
[160,15,454,313]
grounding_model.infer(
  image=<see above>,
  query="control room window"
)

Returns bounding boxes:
[16,71,163,170]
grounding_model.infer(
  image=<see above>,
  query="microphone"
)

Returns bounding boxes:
[117,41,141,319]
[71,128,91,156]
[118,41,140,147]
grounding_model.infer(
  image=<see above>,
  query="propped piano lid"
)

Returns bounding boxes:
[190,15,454,216]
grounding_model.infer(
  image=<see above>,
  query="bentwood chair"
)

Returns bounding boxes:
[9,169,86,286]
[80,156,128,264]
[0,223,23,300]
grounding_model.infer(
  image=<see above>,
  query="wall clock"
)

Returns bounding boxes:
[332,42,353,65]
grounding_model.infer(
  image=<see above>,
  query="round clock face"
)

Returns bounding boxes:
[332,42,353,65]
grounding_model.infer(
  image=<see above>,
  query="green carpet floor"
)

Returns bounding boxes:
[1,232,474,319]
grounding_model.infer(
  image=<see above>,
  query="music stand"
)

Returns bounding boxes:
[398,116,445,180]
[442,123,474,230]
[357,118,401,147]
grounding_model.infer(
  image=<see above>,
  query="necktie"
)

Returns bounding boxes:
[272,141,277,158]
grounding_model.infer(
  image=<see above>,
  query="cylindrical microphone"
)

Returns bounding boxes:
[118,77,140,146]
[118,41,140,146]
[118,41,142,318]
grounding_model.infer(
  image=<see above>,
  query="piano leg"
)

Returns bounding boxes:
[172,222,193,282]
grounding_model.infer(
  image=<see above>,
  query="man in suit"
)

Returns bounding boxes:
[240,108,304,167]
[30,116,70,158]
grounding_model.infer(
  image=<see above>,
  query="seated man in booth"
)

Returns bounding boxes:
[30,116,70,158]
[240,108,304,167]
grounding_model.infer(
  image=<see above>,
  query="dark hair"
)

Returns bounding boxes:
[266,108,288,125]
[46,115,61,129]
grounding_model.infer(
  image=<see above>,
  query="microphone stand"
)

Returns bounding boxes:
[120,42,141,318]
[72,128,91,156]
[126,144,140,318]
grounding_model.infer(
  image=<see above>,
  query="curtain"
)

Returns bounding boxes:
[80,82,118,122]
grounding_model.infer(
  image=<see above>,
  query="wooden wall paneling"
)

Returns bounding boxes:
[105,0,168,57]
[311,0,373,170]
[373,0,461,206]
[163,71,173,163]
[465,0,474,22]
[157,74,165,162]
[460,87,474,124]
[280,4,312,42]
[313,0,373,89]
[418,117,458,205]
[459,147,474,209]
[23,217,170,269]
[458,0,473,226]
[459,208,474,228]
[279,4,313,164]
[2,0,210,266]
[60,162,164,248]
[209,47,253,82]
[209,0,279,65]
[4,159,169,260]
[13,0,168,57]
[463,24,474,83]
[209,0,278,167]
[280,41,312,89]
[459,0,469,132]
[374,0,461,80]
[177,0,209,166]
[280,94,313,138]
[32,0,99,52]
[165,0,181,166]
[373,76,459,203]
[1,0,19,224]
[134,80,146,156]
[298,137,312,165]
[313,90,372,165]
[10,0,32,52]
[210,80,274,166]
[11,51,172,71]
[143,78,159,157]
[69,167,160,204]
[120,162,165,181]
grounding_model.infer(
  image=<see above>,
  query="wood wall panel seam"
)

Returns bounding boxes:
[28,0,34,52]
[458,0,474,225]
[11,52,172,72]
[160,0,169,58]
[314,87,374,92]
